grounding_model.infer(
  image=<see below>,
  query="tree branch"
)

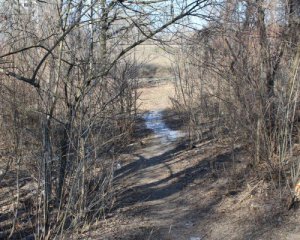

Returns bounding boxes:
[0,68,40,88]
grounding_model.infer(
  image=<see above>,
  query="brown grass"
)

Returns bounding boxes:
[127,42,174,67]
[137,82,175,111]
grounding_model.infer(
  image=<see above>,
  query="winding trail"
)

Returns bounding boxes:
[115,110,187,206]
[95,109,212,240]
[83,83,300,240]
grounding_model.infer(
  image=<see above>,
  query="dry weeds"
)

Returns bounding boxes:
[78,80,300,239]
[137,82,175,111]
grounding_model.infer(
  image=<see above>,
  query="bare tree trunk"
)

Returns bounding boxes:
[42,118,52,237]
[57,121,70,207]
[100,0,108,76]
[256,0,283,137]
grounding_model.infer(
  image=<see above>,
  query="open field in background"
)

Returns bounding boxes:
[133,43,174,67]
[125,41,177,79]
[137,82,175,111]
[134,41,177,111]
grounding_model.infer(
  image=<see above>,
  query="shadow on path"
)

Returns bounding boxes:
[114,141,188,181]
[114,143,242,210]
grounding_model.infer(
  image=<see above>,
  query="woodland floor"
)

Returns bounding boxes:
[79,82,300,240]
[1,82,299,239]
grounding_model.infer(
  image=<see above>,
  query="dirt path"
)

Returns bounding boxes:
[87,109,212,240]
[82,83,300,240]
[84,107,247,240]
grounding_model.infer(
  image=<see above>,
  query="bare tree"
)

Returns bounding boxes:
[0,0,213,238]
[172,0,300,203]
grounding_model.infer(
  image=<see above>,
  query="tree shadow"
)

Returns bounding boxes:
[0,170,35,239]
[114,141,188,181]
[237,199,288,239]
[114,143,242,209]
[109,145,242,239]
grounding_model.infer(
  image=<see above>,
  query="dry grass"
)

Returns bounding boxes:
[127,42,174,67]
[137,82,175,111]
[127,41,177,78]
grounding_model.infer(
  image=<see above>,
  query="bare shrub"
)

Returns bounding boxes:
[171,0,300,204]
[0,0,211,238]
